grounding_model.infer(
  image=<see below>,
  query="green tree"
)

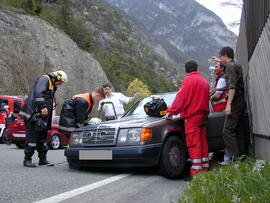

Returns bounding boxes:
[125,78,151,110]
[126,78,151,97]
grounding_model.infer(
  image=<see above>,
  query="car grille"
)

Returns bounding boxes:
[82,126,116,146]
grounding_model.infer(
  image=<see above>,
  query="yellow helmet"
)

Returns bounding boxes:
[52,70,68,83]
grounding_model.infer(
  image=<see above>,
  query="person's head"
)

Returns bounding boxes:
[185,60,198,73]
[102,83,113,97]
[92,86,105,103]
[49,70,68,86]
[4,105,10,113]
[219,46,234,64]
[214,62,225,75]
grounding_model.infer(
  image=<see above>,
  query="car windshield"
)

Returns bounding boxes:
[124,92,177,116]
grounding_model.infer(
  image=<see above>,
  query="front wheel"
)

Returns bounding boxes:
[49,134,61,149]
[159,136,186,179]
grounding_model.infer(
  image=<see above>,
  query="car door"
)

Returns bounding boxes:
[207,105,226,152]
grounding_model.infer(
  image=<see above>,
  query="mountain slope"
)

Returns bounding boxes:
[0,0,187,98]
[36,0,186,93]
[48,0,184,92]
[105,0,237,67]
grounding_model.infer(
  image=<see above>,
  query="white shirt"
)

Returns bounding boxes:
[215,77,226,94]
[99,92,130,117]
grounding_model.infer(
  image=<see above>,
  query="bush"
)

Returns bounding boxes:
[179,159,270,203]
[3,0,42,14]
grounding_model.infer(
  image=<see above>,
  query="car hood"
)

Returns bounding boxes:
[81,115,162,131]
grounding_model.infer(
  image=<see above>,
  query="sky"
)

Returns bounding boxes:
[194,0,242,35]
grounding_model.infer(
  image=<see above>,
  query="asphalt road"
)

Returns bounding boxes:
[0,144,186,203]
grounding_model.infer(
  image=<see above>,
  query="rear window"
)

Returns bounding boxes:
[0,99,8,112]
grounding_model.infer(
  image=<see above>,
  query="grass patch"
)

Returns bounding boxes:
[179,159,270,203]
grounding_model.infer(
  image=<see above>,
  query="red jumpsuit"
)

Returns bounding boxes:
[168,72,210,176]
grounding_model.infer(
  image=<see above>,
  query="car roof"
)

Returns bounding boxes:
[151,92,177,96]
[0,95,26,99]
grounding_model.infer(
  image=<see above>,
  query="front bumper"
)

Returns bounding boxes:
[65,143,162,168]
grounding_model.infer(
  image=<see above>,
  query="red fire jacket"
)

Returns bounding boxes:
[168,72,209,118]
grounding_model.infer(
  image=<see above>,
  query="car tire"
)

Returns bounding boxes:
[16,143,25,149]
[49,134,61,150]
[1,129,9,144]
[159,136,186,179]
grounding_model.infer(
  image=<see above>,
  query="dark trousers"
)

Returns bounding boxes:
[223,101,247,158]
[24,120,48,161]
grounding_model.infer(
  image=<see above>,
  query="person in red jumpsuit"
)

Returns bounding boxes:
[164,60,210,178]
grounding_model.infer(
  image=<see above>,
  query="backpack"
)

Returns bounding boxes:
[144,98,167,117]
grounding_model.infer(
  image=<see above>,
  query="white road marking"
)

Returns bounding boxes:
[34,174,130,203]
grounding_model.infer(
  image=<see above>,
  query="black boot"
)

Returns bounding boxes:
[23,160,36,167]
[37,142,49,165]
[24,143,36,167]
[39,159,50,165]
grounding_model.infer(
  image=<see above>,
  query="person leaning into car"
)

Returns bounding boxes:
[163,60,210,178]
[19,71,68,167]
[59,86,105,134]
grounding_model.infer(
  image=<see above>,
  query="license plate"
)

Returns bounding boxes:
[13,134,26,138]
[79,150,112,160]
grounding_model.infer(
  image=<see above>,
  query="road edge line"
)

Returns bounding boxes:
[34,174,130,203]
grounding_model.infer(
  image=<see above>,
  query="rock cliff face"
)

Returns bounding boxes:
[105,0,237,66]
[0,10,109,109]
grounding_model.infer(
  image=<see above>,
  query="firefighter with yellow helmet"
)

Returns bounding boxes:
[19,70,68,167]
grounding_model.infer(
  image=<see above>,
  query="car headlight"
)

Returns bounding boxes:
[117,128,152,145]
[71,131,83,147]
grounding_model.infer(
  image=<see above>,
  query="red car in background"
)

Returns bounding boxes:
[7,116,69,149]
[0,95,25,144]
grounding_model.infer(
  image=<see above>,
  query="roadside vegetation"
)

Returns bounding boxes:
[179,158,270,203]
